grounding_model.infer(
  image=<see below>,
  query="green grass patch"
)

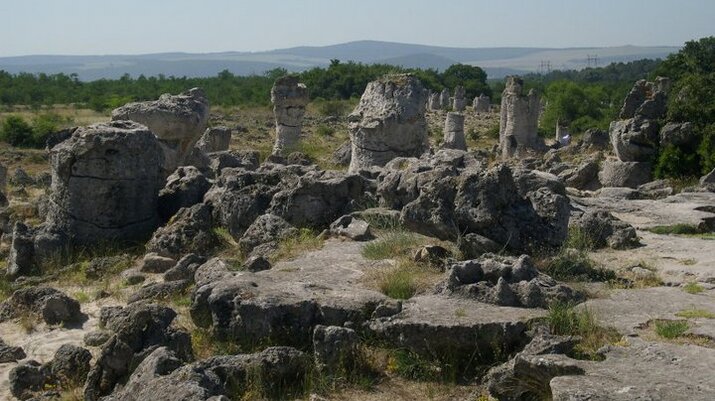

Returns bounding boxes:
[683,282,705,294]
[270,228,325,262]
[362,231,424,260]
[654,320,689,339]
[647,224,702,235]
[675,309,715,319]
[546,302,621,360]
[543,249,616,282]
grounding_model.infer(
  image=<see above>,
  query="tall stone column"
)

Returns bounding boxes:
[271,76,309,156]
[453,86,466,112]
[499,76,541,159]
[442,112,467,151]
[440,88,451,109]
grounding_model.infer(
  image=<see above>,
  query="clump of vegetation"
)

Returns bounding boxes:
[683,282,705,294]
[647,224,703,235]
[361,231,424,260]
[270,228,325,262]
[369,259,439,300]
[675,309,715,319]
[541,227,616,282]
[191,327,240,359]
[654,320,689,339]
[0,113,73,148]
[315,124,335,136]
[546,302,621,360]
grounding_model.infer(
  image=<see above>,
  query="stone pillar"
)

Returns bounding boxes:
[474,94,490,113]
[440,88,451,109]
[443,112,467,151]
[499,76,541,159]
[428,92,442,111]
[271,76,309,156]
[47,121,165,245]
[555,121,570,147]
[452,86,466,112]
[348,74,428,172]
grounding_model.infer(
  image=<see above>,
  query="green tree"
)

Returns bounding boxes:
[0,116,34,147]
[440,64,491,100]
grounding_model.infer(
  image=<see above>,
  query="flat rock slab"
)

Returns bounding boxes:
[574,192,715,230]
[551,338,715,400]
[591,230,715,284]
[369,294,546,359]
[581,286,715,336]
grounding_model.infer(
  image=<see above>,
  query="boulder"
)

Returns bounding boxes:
[271,76,309,155]
[598,160,652,188]
[332,140,352,166]
[609,118,659,162]
[313,325,360,373]
[140,253,177,273]
[244,255,272,272]
[158,166,210,221]
[660,122,697,148]
[46,120,165,245]
[348,74,428,171]
[572,209,639,249]
[195,126,231,153]
[580,128,609,149]
[0,337,26,363]
[0,287,85,326]
[146,203,218,259]
[207,150,260,174]
[111,88,209,166]
[439,255,583,308]
[329,215,372,241]
[237,213,298,255]
[164,253,206,282]
[6,221,36,278]
[47,344,92,386]
[9,360,49,400]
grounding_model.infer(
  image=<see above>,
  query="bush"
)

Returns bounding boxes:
[0,116,34,147]
[315,125,335,137]
[654,144,701,178]
[654,320,689,339]
[546,302,621,360]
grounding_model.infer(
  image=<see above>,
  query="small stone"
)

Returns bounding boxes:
[140,253,177,273]
[244,255,271,272]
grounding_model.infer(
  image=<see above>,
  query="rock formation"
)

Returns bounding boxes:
[473,94,490,113]
[442,112,467,151]
[499,76,542,159]
[452,85,466,112]
[347,74,428,171]
[46,121,165,245]
[428,91,441,110]
[604,77,670,187]
[439,88,450,109]
[271,75,309,156]
[111,88,209,169]
[195,126,231,153]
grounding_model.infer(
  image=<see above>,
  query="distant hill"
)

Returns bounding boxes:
[0,40,679,81]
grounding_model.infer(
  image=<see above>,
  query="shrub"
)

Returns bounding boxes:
[362,231,423,260]
[0,115,34,147]
[654,144,701,178]
[546,302,621,360]
[315,124,335,137]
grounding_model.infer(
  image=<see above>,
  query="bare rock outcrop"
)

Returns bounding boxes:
[347,74,428,172]
[196,126,231,153]
[499,76,542,159]
[473,93,490,113]
[452,85,466,111]
[111,88,209,167]
[271,76,309,156]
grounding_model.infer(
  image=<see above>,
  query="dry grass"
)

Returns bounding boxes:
[364,258,443,300]
[546,302,622,360]
[675,309,715,319]
[270,228,325,263]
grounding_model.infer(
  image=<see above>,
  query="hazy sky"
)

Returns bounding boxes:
[1,0,713,56]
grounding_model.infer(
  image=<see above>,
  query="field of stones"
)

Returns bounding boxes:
[0,71,713,401]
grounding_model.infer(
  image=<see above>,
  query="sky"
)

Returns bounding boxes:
[0,0,713,56]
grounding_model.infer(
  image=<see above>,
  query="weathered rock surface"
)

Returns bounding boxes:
[146,203,218,259]
[0,287,85,326]
[190,240,388,347]
[609,117,660,162]
[101,346,309,401]
[0,337,26,363]
[313,325,360,373]
[237,213,297,254]
[598,159,652,188]
[348,74,428,171]
[439,255,583,308]
[473,94,490,113]
[452,85,466,111]
[442,112,466,151]
[84,303,192,401]
[499,76,541,158]
[571,209,639,249]
[328,215,372,241]
[271,76,309,156]
[158,166,210,221]
[196,126,231,153]
[46,120,165,245]
[111,88,210,165]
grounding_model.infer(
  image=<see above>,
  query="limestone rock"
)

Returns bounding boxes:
[111,88,209,166]
[158,166,211,221]
[146,203,218,259]
[313,325,359,373]
[439,88,450,109]
[348,74,428,171]
[598,160,652,188]
[47,120,165,245]
[572,209,639,249]
[439,255,583,308]
[329,215,372,241]
[196,126,231,153]
[428,92,441,110]
[0,337,26,363]
[499,76,542,158]
[164,253,206,282]
[271,76,309,155]
[442,112,467,151]
[140,253,177,273]
[609,118,659,162]
[452,85,466,111]
[0,287,85,326]
[473,94,490,113]
[238,213,298,255]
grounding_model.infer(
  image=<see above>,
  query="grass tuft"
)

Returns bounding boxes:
[654,320,689,339]
[683,282,705,294]
[647,224,702,235]
[362,231,424,260]
[675,309,715,319]
[546,302,621,360]
[271,228,325,262]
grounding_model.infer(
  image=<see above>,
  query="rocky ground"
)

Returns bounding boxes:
[0,78,713,401]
